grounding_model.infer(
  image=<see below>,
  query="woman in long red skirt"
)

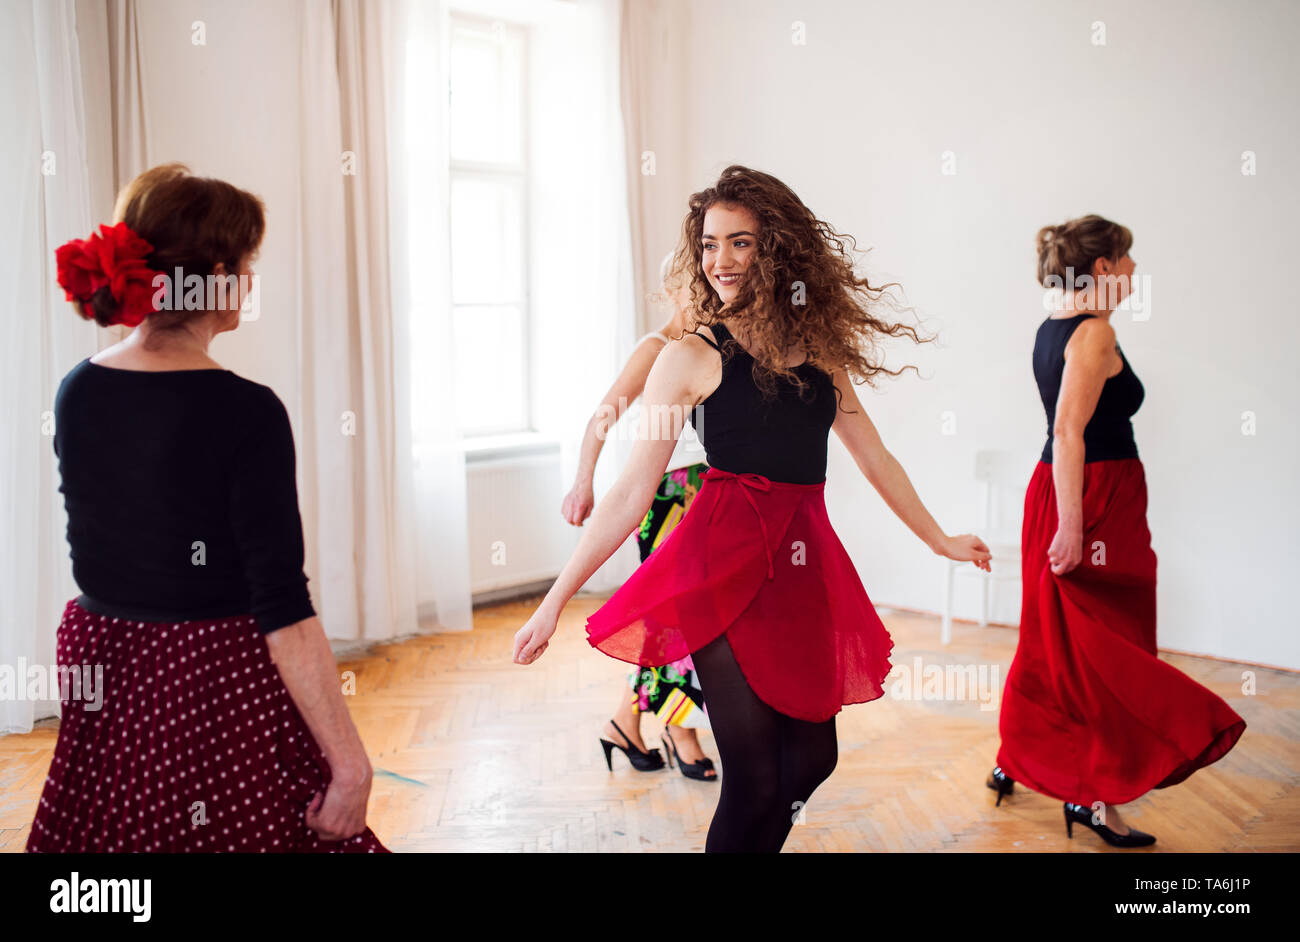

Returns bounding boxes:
[514,165,991,852]
[28,163,387,853]
[989,215,1246,847]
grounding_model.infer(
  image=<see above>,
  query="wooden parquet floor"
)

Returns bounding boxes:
[2,596,1295,852]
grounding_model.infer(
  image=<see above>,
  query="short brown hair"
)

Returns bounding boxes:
[87,163,266,327]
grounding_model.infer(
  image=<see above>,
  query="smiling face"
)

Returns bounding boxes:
[700,202,759,306]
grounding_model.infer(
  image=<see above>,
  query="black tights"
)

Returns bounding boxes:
[691,632,838,852]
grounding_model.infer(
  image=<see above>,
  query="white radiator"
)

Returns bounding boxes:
[465,450,574,594]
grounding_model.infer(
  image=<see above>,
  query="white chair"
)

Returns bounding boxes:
[940,449,1026,644]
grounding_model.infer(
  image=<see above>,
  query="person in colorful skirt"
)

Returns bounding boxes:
[516,165,992,852]
[562,271,716,780]
[28,163,387,853]
[988,215,1246,847]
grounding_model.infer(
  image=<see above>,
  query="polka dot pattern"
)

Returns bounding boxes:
[26,599,389,854]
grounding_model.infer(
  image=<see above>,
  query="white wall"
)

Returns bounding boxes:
[660,0,1298,668]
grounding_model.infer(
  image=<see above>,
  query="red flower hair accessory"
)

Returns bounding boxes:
[55,222,160,327]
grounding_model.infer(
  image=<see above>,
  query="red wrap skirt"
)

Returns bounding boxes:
[585,467,895,723]
[997,459,1246,806]
[26,599,389,853]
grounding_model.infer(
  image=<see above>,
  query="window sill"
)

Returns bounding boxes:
[461,431,562,464]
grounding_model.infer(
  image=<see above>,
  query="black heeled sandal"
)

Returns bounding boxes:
[986,766,1015,806]
[661,727,717,782]
[1063,802,1156,847]
[599,719,664,772]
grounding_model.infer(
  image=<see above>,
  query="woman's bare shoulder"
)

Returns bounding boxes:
[645,325,721,404]
[658,325,718,362]
[1071,316,1116,341]
[1064,317,1117,358]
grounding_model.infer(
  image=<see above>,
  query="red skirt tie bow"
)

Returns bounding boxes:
[700,468,776,579]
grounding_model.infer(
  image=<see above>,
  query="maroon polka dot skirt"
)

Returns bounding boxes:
[26,599,389,853]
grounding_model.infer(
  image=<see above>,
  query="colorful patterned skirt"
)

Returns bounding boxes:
[26,598,389,853]
[628,462,710,729]
[997,459,1246,805]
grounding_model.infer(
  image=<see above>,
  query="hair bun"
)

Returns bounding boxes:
[1035,225,1058,254]
[1034,215,1133,289]
[86,284,121,328]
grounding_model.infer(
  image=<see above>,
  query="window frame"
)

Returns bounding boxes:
[447,12,531,439]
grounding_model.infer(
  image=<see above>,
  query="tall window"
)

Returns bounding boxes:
[448,16,528,437]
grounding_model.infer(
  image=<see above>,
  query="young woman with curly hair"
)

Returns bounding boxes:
[513,165,990,852]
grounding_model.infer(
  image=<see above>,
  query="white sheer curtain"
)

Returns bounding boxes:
[582,0,641,593]
[619,0,691,339]
[532,0,640,594]
[0,0,472,741]
[297,0,471,639]
[0,0,104,733]
[390,0,474,632]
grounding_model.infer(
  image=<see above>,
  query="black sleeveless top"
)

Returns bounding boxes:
[1034,313,1144,463]
[688,322,837,484]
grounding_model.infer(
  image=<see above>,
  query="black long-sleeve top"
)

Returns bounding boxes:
[53,358,316,634]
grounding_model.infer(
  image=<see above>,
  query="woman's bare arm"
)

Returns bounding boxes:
[831,371,947,550]
[570,299,697,487]
[831,370,990,568]
[265,616,373,839]
[563,298,699,526]
[1049,319,1116,571]
[516,335,715,661]
[572,337,664,484]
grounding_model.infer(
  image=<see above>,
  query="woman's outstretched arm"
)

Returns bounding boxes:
[562,335,665,525]
[563,293,695,525]
[830,369,991,570]
[515,333,714,663]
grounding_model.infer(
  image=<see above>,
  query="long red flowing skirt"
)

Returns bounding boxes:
[585,468,894,723]
[997,459,1245,805]
[27,599,389,853]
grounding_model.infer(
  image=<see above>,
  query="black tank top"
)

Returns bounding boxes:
[1034,313,1144,463]
[688,322,837,484]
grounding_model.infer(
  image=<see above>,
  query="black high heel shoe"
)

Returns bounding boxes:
[661,727,717,782]
[1063,802,1156,847]
[599,719,664,772]
[986,766,1015,806]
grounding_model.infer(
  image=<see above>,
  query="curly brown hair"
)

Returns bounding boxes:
[666,165,931,407]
